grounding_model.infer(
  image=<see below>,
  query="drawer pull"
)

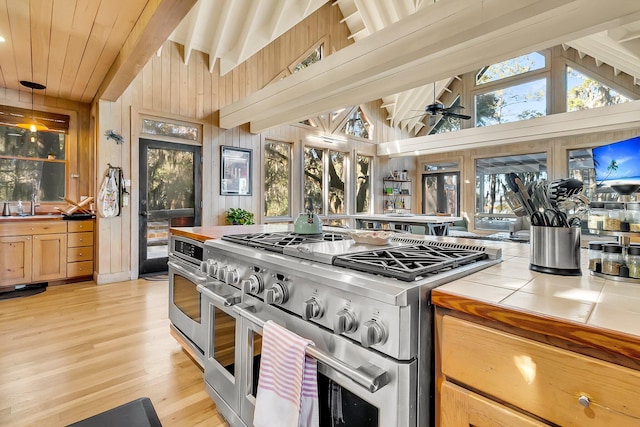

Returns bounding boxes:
[578,394,590,407]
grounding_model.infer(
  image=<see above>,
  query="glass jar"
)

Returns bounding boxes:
[601,243,623,276]
[627,245,640,279]
[627,203,640,233]
[587,202,605,231]
[603,203,625,231]
[588,241,603,272]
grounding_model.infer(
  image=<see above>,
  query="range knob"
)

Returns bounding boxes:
[334,308,357,334]
[242,274,264,294]
[226,268,240,285]
[303,297,324,320]
[217,265,228,282]
[206,260,220,277]
[361,319,387,347]
[265,282,289,305]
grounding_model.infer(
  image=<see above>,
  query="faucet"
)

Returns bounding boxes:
[31,192,39,216]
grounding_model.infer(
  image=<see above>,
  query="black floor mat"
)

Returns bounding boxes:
[0,283,47,300]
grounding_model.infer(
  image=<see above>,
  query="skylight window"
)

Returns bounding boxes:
[566,66,632,111]
[476,52,546,85]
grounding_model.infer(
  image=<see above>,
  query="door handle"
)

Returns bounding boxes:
[140,211,148,217]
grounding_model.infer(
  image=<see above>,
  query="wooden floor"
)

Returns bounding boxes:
[0,279,228,426]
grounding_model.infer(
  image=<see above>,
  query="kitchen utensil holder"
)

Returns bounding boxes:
[530,225,581,276]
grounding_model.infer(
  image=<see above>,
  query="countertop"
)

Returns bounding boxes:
[432,239,640,362]
[0,214,63,221]
[352,214,462,224]
[170,225,640,362]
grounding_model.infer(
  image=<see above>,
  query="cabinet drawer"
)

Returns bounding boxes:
[440,381,545,427]
[67,261,93,278]
[441,316,640,426]
[0,221,66,237]
[68,232,93,247]
[67,247,93,262]
[67,220,94,233]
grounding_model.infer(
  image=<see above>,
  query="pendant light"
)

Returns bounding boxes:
[17,80,48,132]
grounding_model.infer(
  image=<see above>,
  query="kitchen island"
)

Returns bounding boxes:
[431,239,640,426]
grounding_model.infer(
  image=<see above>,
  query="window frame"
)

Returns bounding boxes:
[471,50,551,127]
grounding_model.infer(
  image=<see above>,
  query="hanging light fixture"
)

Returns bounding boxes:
[17,80,48,132]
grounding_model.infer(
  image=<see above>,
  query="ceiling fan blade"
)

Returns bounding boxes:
[442,105,465,112]
[443,112,471,120]
[428,115,437,127]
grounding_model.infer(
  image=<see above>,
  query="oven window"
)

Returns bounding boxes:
[250,330,378,427]
[214,307,237,375]
[173,274,201,322]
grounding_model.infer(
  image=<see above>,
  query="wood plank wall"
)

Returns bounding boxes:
[93,3,413,282]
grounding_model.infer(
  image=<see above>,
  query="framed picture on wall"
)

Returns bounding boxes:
[221,146,252,195]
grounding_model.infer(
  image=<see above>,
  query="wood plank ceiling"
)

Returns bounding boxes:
[0,0,639,133]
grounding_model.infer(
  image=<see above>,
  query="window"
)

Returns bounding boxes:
[475,153,547,230]
[0,126,66,202]
[303,147,348,216]
[292,43,323,73]
[341,107,372,139]
[355,155,371,213]
[475,78,547,127]
[423,162,460,215]
[142,118,199,141]
[429,97,463,135]
[566,66,633,112]
[476,52,546,85]
[264,140,291,217]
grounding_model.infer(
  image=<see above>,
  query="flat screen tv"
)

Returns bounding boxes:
[592,136,640,191]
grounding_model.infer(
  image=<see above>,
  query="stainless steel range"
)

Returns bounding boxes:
[199,229,501,427]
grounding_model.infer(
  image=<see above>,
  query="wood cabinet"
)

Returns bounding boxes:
[436,312,640,426]
[66,220,94,278]
[32,233,67,281]
[0,235,32,286]
[0,219,94,285]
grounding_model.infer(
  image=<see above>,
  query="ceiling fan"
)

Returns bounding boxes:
[408,82,472,127]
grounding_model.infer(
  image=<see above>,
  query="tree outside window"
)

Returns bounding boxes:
[566,66,632,111]
[303,147,348,215]
[264,141,291,217]
[356,154,371,213]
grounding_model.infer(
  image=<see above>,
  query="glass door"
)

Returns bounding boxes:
[139,138,201,276]
[422,172,460,216]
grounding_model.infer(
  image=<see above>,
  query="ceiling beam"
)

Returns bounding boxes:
[219,0,640,133]
[96,0,198,102]
[378,100,640,157]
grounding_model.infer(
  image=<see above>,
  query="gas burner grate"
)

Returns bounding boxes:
[333,244,488,281]
[222,231,350,253]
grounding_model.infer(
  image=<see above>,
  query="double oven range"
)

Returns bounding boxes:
[170,229,502,426]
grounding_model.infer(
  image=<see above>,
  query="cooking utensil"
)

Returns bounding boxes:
[510,173,537,216]
[548,178,583,208]
[504,187,527,217]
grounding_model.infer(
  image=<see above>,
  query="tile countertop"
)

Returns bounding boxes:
[432,238,640,362]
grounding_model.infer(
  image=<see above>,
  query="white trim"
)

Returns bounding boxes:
[378,100,640,157]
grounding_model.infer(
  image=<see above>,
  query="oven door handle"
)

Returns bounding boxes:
[197,284,243,307]
[233,304,390,393]
[168,261,208,285]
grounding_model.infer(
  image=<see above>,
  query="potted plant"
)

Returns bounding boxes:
[225,207,254,225]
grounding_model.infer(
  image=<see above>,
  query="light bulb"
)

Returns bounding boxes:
[29,124,37,132]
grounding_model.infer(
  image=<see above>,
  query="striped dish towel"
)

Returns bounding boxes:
[254,320,319,427]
